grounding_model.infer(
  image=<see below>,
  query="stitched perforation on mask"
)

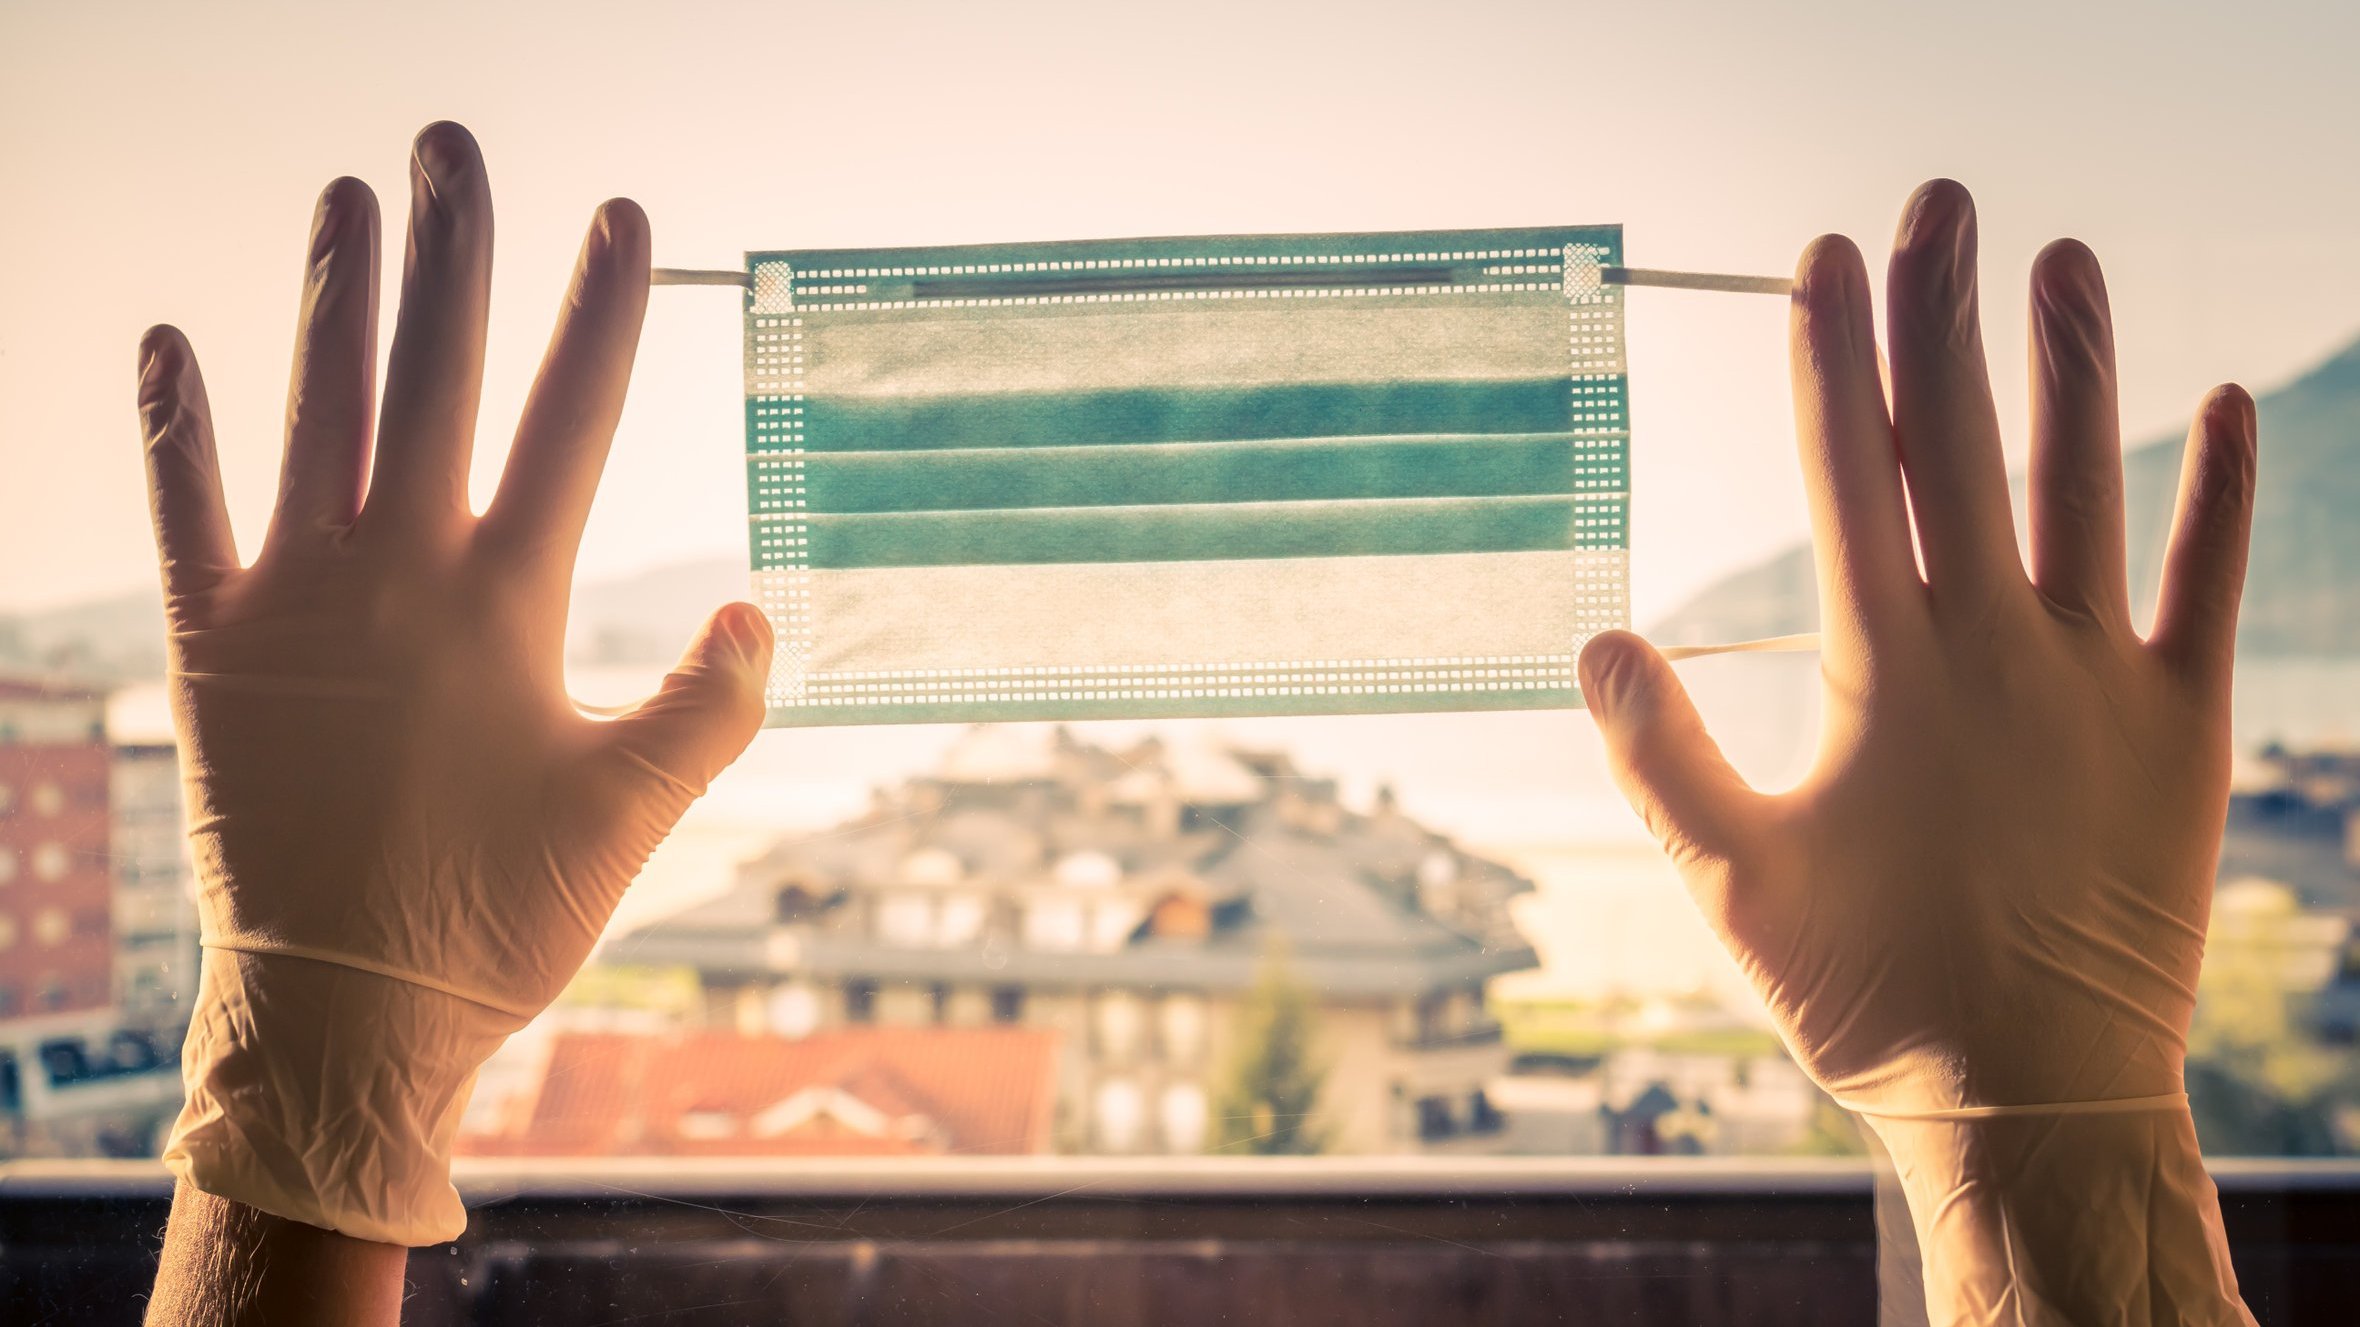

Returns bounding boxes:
[742,227,1631,725]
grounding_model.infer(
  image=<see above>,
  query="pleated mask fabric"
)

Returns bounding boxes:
[742,226,1630,726]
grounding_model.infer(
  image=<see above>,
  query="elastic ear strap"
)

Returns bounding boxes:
[1841,1091,2188,1122]
[1659,631,1821,661]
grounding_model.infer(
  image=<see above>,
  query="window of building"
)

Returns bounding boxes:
[30,782,62,818]
[1094,1078,1143,1152]
[765,983,819,1037]
[1159,993,1205,1063]
[1023,900,1084,951]
[937,894,985,947]
[877,893,934,947]
[677,1109,737,1141]
[1088,901,1141,951]
[843,979,877,1024]
[1415,1096,1457,1142]
[1053,851,1119,889]
[1094,990,1141,1060]
[1159,1082,1208,1153]
[0,847,14,885]
[990,986,1025,1025]
[33,907,67,947]
[930,982,952,1025]
[32,843,68,883]
[1468,1090,1504,1135]
[773,885,826,924]
[871,984,932,1025]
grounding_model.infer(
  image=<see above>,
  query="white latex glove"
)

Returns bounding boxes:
[140,124,771,1246]
[1581,182,2258,1324]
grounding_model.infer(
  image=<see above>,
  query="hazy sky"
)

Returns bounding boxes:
[4,0,2355,622]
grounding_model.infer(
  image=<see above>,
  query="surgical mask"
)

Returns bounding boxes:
[741,227,1638,727]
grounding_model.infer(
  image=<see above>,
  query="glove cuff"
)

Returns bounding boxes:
[163,947,519,1246]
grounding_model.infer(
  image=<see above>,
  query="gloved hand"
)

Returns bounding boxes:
[139,123,771,1246]
[1581,181,2258,1324]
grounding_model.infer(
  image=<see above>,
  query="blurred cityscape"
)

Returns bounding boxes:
[5,672,2360,1163]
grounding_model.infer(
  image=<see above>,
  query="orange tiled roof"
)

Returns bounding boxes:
[463,1025,1060,1158]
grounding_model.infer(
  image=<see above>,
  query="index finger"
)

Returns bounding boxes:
[1789,235,1922,659]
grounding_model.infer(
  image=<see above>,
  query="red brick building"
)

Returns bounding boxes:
[0,680,114,1024]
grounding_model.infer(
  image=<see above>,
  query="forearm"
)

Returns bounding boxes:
[148,1182,407,1327]
[1869,1107,2254,1327]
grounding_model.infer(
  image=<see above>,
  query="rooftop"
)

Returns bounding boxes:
[460,1026,1059,1158]
[625,725,1539,996]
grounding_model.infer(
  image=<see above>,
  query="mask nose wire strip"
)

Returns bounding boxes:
[652,267,754,286]
[651,265,1799,295]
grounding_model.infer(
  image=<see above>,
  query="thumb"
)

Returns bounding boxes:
[603,602,773,796]
[1578,630,1760,870]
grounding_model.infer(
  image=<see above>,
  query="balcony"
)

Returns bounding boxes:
[4,1157,2357,1325]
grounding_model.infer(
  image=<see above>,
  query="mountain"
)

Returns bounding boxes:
[0,555,752,682]
[1653,334,2360,654]
[0,586,170,680]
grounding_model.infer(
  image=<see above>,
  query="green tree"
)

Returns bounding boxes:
[1214,940,1333,1155]
[2185,882,2354,1156]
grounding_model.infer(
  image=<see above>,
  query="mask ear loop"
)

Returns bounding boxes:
[1660,632,1821,660]
[1603,268,1820,665]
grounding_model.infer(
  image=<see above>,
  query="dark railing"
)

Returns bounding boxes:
[3,1157,2357,1325]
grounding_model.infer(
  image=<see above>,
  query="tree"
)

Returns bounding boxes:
[1214,939,1333,1155]
[2184,880,2354,1156]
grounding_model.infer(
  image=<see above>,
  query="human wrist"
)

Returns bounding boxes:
[1865,1106,2252,1326]
[163,948,519,1246]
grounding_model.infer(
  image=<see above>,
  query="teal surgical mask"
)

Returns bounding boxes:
[743,227,1631,726]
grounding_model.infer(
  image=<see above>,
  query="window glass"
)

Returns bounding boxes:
[5,12,2359,1269]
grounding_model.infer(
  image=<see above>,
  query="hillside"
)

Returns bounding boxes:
[1653,334,2360,654]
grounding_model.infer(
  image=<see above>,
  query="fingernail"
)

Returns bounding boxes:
[137,328,175,391]
[411,123,476,212]
[136,329,180,436]
[1898,179,1971,249]
[722,604,772,658]
[586,205,620,272]
[2209,384,2258,450]
[1577,637,1628,709]
[310,192,347,269]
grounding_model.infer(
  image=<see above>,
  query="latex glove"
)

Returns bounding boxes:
[140,124,771,1246]
[1581,182,2257,1324]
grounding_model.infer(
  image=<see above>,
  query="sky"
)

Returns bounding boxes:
[3,0,2357,624]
